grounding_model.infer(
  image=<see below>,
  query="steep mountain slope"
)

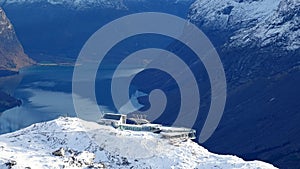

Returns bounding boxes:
[188,0,300,87]
[228,0,300,50]
[1,0,194,62]
[0,7,34,73]
[189,0,299,51]
[0,117,276,169]
[187,0,300,168]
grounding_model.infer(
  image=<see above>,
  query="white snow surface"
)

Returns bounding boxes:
[189,0,300,50]
[189,0,281,30]
[229,0,300,50]
[0,117,277,169]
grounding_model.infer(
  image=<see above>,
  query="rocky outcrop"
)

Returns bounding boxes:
[5,160,17,169]
[52,147,65,157]
[0,7,34,74]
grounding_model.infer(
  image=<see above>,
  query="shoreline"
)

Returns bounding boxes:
[0,70,19,77]
[37,62,76,67]
[0,63,73,114]
[0,90,22,113]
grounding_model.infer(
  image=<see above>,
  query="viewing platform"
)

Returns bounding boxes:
[98,113,196,140]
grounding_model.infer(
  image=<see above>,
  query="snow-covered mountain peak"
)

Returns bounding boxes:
[0,117,277,168]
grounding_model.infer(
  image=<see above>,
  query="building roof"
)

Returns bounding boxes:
[102,113,126,121]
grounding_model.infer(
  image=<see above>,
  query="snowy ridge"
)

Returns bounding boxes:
[188,0,299,50]
[5,0,126,10]
[0,117,277,168]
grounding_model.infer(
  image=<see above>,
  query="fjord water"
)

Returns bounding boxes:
[0,34,179,134]
[0,64,150,134]
[0,66,76,134]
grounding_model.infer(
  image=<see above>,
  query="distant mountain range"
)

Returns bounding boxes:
[0,7,34,75]
[5,0,127,10]
[4,0,192,9]
[1,0,194,62]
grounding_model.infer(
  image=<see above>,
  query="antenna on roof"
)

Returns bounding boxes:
[133,114,147,120]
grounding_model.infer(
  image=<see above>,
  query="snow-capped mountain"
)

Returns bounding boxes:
[186,1,300,168]
[187,0,300,85]
[189,0,300,50]
[4,0,126,10]
[0,117,276,169]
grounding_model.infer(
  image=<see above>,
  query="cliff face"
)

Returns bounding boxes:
[0,7,34,112]
[0,7,34,73]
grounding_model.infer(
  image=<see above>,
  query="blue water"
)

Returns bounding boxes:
[0,34,183,134]
[0,66,76,134]
[0,65,152,134]
[0,34,208,134]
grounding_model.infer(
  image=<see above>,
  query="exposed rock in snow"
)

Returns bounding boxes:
[0,117,277,169]
[52,147,65,157]
[188,0,300,50]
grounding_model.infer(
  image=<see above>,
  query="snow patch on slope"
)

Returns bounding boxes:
[189,0,280,31]
[228,0,300,50]
[189,0,299,50]
[0,117,277,168]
